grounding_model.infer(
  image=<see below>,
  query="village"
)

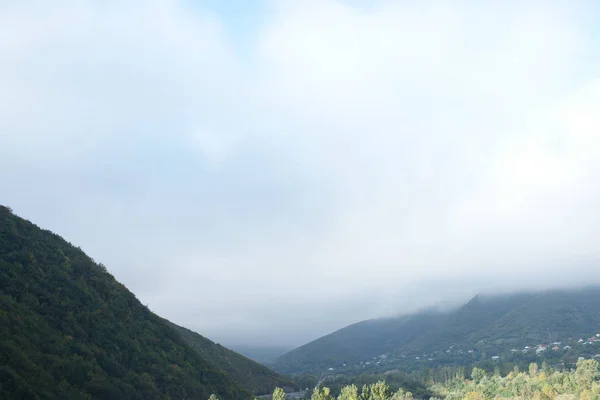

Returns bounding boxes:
[324,333,600,374]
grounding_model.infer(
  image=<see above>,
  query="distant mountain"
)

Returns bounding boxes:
[168,323,296,395]
[226,345,291,364]
[272,311,447,374]
[0,205,291,399]
[273,287,600,375]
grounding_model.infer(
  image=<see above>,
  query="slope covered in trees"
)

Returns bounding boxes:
[271,311,446,374]
[273,288,600,375]
[264,358,600,399]
[169,322,297,395]
[0,205,286,399]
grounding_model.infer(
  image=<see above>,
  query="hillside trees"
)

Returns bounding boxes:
[269,357,600,399]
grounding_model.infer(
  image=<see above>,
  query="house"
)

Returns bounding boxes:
[468,350,474,353]
[536,348,546,354]
[593,354,600,359]
[553,342,561,346]
[552,346,560,351]
[492,356,500,361]
[579,338,585,343]
[328,368,334,371]
[511,348,518,352]
[415,357,420,360]
[564,345,572,350]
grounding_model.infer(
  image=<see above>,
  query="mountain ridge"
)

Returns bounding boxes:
[273,286,600,375]
[0,205,291,399]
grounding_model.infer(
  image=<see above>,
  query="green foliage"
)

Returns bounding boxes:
[316,371,430,398]
[389,388,412,400]
[0,206,254,399]
[471,368,486,385]
[311,386,334,400]
[432,357,600,399]
[272,387,286,400]
[337,384,358,400]
[273,313,445,374]
[274,289,600,376]
[309,359,600,399]
[297,374,318,391]
[368,381,389,400]
[529,362,539,377]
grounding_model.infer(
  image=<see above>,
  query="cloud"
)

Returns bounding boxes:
[1,0,600,346]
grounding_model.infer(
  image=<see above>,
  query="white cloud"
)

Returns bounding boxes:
[1,0,600,346]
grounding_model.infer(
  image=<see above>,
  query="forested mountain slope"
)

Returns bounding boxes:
[274,287,600,375]
[271,311,446,374]
[0,205,284,399]
[169,322,296,395]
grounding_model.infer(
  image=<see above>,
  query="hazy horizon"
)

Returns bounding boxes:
[2,0,600,348]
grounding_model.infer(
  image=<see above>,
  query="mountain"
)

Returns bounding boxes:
[0,205,290,399]
[225,345,291,365]
[271,311,447,374]
[273,287,600,375]
[168,322,296,395]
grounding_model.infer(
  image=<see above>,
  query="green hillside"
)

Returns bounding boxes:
[272,311,446,374]
[273,288,600,376]
[0,205,281,399]
[168,322,297,395]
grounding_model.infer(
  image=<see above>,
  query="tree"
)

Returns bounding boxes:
[368,381,388,400]
[337,384,358,400]
[541,360,550,374]
[297,374,318,391]
[575,358,600,389]
[390,388,413,400]
[273,387,286,400]
[312,386,333,400]
[529,362,539,377]
[359,385,370,400]
[471,368,486,384]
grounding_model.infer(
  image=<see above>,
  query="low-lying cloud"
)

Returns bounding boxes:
[1,0,600,347]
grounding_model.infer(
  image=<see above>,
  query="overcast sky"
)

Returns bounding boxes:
[2,0,600,348]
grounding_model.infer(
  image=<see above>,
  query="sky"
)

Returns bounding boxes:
[1,0,600,348]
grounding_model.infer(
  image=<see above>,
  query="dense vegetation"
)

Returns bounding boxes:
[0,205,286,399]
[430,358,600,399]
[263,358,600,399]
[272,312,445,374]
[274,289,600,376]
[308,371,435,398]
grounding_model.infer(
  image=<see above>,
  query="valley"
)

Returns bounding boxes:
[2,204,600,400]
